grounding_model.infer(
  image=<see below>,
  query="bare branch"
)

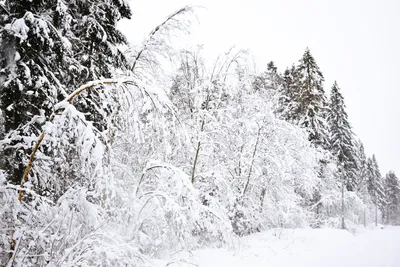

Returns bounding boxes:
[131,6,196,72]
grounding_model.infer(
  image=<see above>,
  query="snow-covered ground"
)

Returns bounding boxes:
[154,226,400,267]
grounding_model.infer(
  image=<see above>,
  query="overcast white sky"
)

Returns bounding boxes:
[119,0,400,175]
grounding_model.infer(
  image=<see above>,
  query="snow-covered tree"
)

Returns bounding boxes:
[327,81,357,191]
[56,0,132,130]
[0,0,67,184]
[0,0,132,188]
[168,48,329,235]
[384,171,400,224]
[293,48,329,147]
[252,61,281,95]
[354,141,368,191]
[367,155,386,225]
[353,140,370,226]
[278,64,299,120]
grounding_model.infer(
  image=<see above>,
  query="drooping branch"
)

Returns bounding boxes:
[131,6,194,72]
[17,79,134,202]
[136,165,174,196]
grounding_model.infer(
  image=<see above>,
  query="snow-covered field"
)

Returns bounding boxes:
[154,227,400,267]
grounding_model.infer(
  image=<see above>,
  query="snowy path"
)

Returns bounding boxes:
[156,227,400,267]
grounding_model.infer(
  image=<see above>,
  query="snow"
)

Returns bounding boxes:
[153,227,400,267]
[6,18,29,41]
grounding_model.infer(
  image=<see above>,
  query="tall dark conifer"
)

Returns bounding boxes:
[279,65,299,120]
[327,81,357,190]
[367,155,386,224]
[0,0,132,187]
[384,171,400,224]
[0,1,67,184]
[354,140,368,192]
[294,48,329,147]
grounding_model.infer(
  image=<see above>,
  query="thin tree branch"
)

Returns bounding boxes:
[242,125,263,198]
[131,6,193,71]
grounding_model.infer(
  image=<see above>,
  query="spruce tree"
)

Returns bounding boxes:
[55,0,132,130]
[354,140,369,226]
[280,50,330,221]
[327,81,357,191]
[279,64,299,120]
[252,61,281,94]
[0,1,68,184]
[0,1,132,187]
[367,155,386,224]
[293,48,329,147]
[266,61,280,89]
[60,1,132,196]
[384,171,400,224]
[355,140,368,191]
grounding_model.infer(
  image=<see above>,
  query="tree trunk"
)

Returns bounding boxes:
[363,188,367,228]
[242,126,262,198]
[191,140,201,184]
[259,188,266,212]
[341,175,345,229]
[191,93,210,184]
[375,199,378,227]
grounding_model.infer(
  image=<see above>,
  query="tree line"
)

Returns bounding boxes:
[261,49,399,227]
[0,1,399,266]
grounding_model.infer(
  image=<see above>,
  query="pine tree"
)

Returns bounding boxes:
[293,48,329,147]
[327,81,357,191]
[384,171,400,224]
